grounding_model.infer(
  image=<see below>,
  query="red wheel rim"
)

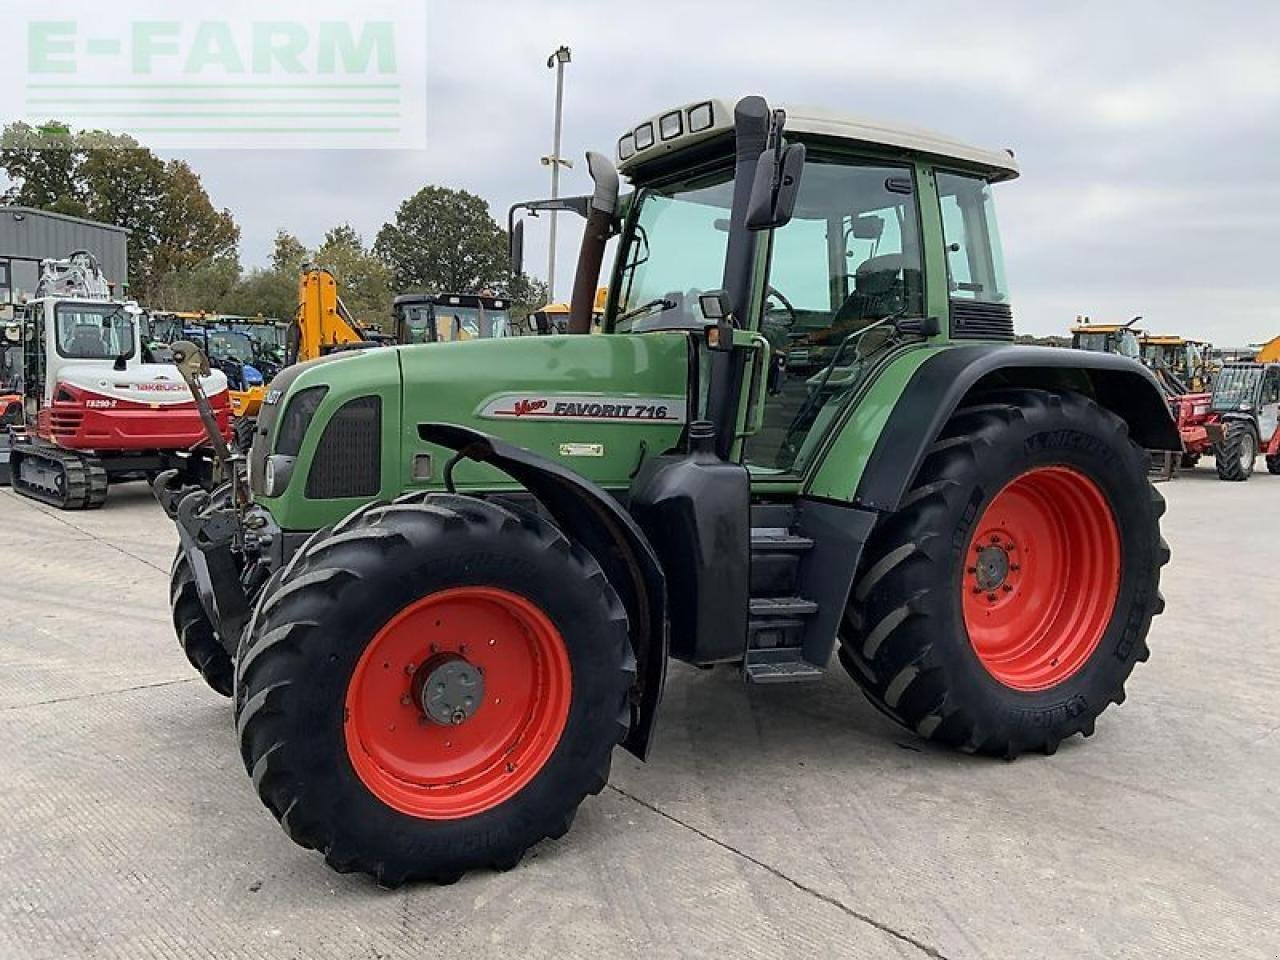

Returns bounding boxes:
[344,587,572,820]
[962,467,1121,692]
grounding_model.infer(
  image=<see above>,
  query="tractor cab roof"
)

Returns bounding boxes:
[393,293,511,311]
[616,98,1019,183]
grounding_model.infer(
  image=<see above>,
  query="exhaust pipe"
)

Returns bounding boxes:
[567,152,619,335]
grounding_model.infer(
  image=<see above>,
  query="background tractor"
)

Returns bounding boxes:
[393,292,517,345]
[3,252,230,509]
[158,96,1178,885]
[1204,362,1280,480]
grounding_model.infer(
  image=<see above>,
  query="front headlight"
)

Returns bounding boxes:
[1193,404,1209,416]
[263,455,296,497]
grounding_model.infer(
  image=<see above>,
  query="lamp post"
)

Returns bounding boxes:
[542,45,572,303]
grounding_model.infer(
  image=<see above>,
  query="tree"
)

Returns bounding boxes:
[150,257,241,312]
[270,230,309,275]
[374,186,508,295]
[314,225,392,327]
[0,121,240,301]
[0,123,86,216]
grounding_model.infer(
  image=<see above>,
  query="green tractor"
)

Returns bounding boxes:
[157,96,1178,886]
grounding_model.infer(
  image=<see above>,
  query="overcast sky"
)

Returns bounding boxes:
[170,0,1280,346]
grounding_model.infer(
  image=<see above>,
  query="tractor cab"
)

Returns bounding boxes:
[394,293,515,345]
[1071,318,1143,359]
[1142,335,1212,393]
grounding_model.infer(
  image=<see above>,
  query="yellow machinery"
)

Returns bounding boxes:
[1256,336,1280,364]
[291,267,370,362]
[1140,334,1213,393]
[530,287,608,334]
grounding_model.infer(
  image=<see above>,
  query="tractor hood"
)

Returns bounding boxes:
[257,334,693,532]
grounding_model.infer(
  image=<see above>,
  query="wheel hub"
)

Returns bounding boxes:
[413,654,485,726]
[974,544,1011,591]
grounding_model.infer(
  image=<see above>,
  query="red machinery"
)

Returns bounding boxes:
[4,252,231,508]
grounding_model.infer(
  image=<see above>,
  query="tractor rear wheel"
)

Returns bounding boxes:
[838,389,1168,758]
[170,550,234,697]
[1214,422,1256,481]
[234,494,633,886]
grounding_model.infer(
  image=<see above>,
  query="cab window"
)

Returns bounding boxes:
[936,171,1009,305]
[748,160,923,472]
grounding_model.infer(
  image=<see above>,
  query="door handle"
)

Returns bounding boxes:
[739,333,772,438]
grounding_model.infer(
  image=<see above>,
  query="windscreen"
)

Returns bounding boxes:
[55,303,136,361]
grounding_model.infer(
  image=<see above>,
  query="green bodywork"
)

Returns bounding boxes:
[255,145,1020,530]
[260,332,691,531]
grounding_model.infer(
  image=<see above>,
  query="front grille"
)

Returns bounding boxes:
[950,300,1014,341]
[305,396,381,499]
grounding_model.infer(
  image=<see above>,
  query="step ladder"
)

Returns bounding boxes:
[743,515,825,683]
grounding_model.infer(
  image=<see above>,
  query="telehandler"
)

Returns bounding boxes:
[158,96,1177,885]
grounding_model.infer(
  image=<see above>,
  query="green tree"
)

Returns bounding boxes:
[0,121,240,301]
[374,186,508,294]
[270,230,309,275]
[151,257,242,312]
[314,224,392,327]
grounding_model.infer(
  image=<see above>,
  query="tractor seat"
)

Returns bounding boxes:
[833,255,920,326]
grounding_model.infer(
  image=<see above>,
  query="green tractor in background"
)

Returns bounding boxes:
[158,96,1178,886]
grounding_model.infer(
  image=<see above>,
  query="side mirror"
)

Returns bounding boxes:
[746,141,806,231]
[698,289,735,352]
[510,220,525,278]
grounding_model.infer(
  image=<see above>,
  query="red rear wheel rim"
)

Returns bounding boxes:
[962,466,1121,692]
[344,587,572,820]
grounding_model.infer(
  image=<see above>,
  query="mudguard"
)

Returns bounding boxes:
[819,345,1182,512]
[154,471,250,652]
[419,423,669,761]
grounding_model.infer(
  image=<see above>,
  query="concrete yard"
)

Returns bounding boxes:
[0,470,1276,960]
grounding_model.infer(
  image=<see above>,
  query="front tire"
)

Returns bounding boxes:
[1266,453,1280,476]
[170,551,234,697]
[1215,422,1256,481]
[234,494,634,886]
[838,389,1168,758]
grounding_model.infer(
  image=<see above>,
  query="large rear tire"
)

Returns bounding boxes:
[170,551,234,697]
[234,494,634,886]
[1214,422,1256,481]
[838,389,1168,758]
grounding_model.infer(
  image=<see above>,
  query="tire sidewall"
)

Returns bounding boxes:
[932,403,1158,733]
[256,515,628,867]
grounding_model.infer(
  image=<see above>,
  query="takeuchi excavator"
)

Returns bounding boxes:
[3,252,231,509]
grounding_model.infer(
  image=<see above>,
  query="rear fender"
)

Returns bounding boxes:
[419,423,668,761]
[816,345,1182,512]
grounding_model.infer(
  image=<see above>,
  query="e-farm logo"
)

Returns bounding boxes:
[8,1,427,149]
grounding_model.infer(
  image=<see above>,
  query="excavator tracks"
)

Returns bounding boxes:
[11,442,109,510]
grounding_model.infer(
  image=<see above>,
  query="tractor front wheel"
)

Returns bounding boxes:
[839,389,1168,758]
[1266,454,1280,476]
[1215,422,1256,481]
[170,551,234,697]
[234,494,633,886]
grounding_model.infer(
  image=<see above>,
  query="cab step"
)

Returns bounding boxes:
[743,647,825,684]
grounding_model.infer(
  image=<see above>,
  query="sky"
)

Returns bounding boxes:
[162,0,1279,346]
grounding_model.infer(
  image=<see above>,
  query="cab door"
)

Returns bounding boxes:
[1259,366,1280,445]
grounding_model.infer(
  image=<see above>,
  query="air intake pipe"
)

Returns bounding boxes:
[567,152,619,335]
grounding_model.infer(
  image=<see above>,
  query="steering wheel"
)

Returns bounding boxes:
[764,285,798,327]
